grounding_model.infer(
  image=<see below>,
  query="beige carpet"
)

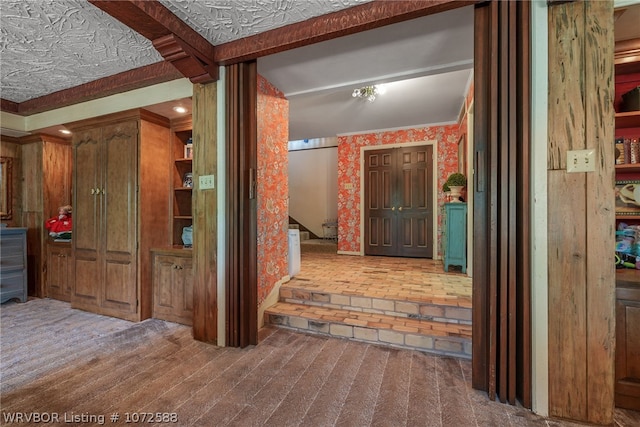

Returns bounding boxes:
[1,298,638,426]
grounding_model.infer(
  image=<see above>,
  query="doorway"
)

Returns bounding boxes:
[363,144,434,258]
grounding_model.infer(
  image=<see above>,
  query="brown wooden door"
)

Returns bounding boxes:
[72,128,102,308]
[364,145,433,258]
[101,121,138,316]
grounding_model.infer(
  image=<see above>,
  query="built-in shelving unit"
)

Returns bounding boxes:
[170,117,193,248]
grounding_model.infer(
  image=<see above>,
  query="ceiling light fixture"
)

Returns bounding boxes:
[352,84,385,102]
[173,106,187,114]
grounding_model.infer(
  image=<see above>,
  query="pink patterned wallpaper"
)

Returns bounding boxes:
[257,74,289,304]
[337,125,460,256]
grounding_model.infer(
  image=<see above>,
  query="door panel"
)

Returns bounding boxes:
[103,260,135,310]
[73,129,101,253]
[102,121,138,315]
[398,146,433,258]
[103,121,137,256]
[364,145,433,257]
[74,256,99,300]
[365,149,396,255]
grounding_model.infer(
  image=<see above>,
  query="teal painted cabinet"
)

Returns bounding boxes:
[444,203,467,273]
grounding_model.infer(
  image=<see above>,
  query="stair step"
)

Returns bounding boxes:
[265,302,471,359]
[280,283,471,325]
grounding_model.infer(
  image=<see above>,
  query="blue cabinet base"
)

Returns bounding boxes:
[443,203,467,274]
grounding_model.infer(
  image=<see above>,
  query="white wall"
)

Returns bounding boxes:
[288,147,338,237]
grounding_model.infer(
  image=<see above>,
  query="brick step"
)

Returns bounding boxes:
[280,283,471,325]
[265,302,471,359]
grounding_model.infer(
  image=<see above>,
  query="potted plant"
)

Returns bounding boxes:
[445,172,467,202]
[442,182,451,202]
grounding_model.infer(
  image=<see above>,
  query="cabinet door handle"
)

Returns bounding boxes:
[391,206,396,211]
[91,188,95,195]
[173,264,183,270]
[398,206,403,211]
[102,188,106,195]
[94,188,101,195]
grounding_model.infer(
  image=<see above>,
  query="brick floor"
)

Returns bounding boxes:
[265,251,473,358]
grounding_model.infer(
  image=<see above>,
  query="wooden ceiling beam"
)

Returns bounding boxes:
[89,0,218,83]
[4,62,183,116]
[215,0,478,64]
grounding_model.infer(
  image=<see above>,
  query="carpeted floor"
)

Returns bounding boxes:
[1,298,639,426]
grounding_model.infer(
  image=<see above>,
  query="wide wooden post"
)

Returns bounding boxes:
[192,82,218,343]
[547,1,615,424]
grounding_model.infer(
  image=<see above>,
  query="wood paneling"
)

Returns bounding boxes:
[17,134,72,297]
[192,83,218,343]
[548,1,615,424]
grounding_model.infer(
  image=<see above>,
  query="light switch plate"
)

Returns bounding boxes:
[199,175,215,190]
[567,149,596,173]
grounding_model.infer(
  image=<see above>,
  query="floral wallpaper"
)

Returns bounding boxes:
[257,74,289,304]
[337,125,460,256]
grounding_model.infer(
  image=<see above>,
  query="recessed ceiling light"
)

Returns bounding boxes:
[173,106,187,114]
[59,129,71,135]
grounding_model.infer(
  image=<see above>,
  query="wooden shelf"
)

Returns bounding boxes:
[616,110,640,129]
[617,215,640,220]
[175,158,193,164]
[615,163,640,173]
[174,215,192,220]
[174,187,193,192]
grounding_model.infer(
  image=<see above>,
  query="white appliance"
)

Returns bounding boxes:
[288,229,301,277]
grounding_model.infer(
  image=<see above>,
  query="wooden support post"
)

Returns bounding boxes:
[192,82,218,343]
[547,1,615,423]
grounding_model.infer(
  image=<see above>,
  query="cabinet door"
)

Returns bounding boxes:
[47,245,72,302]
[616,294,640,410]
[176,257,194,323]
[153,254,193,326]
[101,121,139,315]
[73,128,102,306]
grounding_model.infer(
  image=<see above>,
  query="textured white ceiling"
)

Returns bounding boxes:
[159,0,371,45]
[0,0,162,103]
[0,0,370,104]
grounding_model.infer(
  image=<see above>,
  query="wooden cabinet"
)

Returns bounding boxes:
[151,249,193,325]
[170,118,193,247]
[18,134,72,297]
[0,227,27,304]
[443,202,467,273]
[67,109,171,322]
[615,270,640,411]
[46,242,73,302]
